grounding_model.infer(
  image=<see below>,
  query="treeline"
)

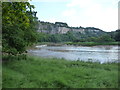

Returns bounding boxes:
[38,32,76,43]
[2,2,38,55]
[37,30,120,43]
[108,29,120,42]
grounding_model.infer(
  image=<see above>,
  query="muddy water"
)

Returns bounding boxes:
[28,45,119,63]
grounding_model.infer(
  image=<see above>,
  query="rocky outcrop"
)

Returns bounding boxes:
[37,21,105,35]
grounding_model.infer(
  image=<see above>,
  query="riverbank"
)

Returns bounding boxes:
[65,42,120,46]
[36,42,119,46]
[2,55,118,88]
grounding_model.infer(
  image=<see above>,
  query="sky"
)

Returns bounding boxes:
[29,0,119,32]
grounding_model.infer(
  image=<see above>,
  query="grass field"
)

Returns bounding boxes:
[2,55,119,88]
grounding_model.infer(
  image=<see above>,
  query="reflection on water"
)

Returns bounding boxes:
[28,45,119,63]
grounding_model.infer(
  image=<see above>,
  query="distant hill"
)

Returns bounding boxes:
[36,21,119,42]
[37,21,104,34]
[37,21,107,38]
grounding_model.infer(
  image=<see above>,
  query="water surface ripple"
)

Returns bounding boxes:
[28,45,119,63]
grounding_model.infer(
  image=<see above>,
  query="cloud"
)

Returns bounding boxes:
[62,9,77,17]
[66,0,94,8]
[67,0,119,8]
[61,0,119,31]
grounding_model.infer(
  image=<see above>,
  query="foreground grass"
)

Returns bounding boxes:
[2,55,119,88]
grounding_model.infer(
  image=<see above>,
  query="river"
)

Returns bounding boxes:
[28,45,119,63]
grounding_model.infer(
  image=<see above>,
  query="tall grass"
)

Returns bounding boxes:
[2,55,119,88]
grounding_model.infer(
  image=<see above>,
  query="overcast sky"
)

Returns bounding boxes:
[29,0,119,32]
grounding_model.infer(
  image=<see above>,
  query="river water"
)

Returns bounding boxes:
[28,45,119,63]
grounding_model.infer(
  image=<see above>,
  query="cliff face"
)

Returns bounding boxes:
[37,22,70,34]
[37,21,105,35]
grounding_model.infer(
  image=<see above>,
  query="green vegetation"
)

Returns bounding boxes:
[3,55,118,88]
[2,2,119,89]
[2,2,38,55]
[55,22,68,27]
[37,30,119,45]
[108,29,120,42]
[38,32,76,43]
[37,31,119,46]
[65,42,119,46]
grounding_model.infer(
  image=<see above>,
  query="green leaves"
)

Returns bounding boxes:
[2,2,38,55]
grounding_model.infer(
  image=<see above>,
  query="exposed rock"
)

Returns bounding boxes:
[37,21,105,35]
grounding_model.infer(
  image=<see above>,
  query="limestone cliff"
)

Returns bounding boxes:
[37,21,105,35]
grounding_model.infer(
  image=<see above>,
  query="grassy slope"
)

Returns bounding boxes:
[2,56,118,88]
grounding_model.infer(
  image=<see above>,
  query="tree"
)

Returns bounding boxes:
[114,30,120,41]
[2,2,38,55]
[97,35,115,42]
